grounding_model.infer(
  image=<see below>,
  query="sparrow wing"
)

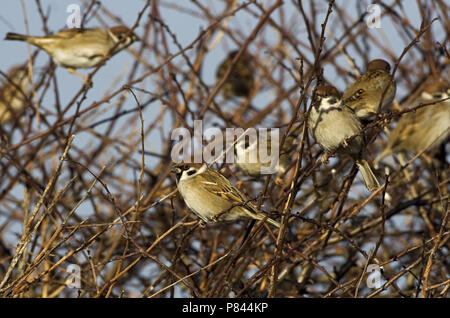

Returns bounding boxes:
[55,28,97,39]
[389,115,418,147]
[200,169,255,208]
[343,86,366,105]
[57,29,113,61]
[341,103,358,116]
[201,170,246,200]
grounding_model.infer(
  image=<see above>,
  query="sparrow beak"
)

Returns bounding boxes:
[171,165,181,174]
[132,33,141,42]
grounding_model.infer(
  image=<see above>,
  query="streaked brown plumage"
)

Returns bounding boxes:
[309,85,380,192]
[5,26,139,83]
[172,163,280,228]
[343,59,396,119]
[215,50,255,99]
[375,84,450,165]
[234,124,301,177]
[0,65,31,124]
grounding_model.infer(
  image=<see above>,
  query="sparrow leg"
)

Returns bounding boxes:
[199,220,206,228]
[67,68,92,87]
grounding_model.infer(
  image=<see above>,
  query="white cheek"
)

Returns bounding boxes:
[180,165,207,181]
[181,170,195,181]
[421,92,433,100]
[443,92,450,102]
[319,98,339,110]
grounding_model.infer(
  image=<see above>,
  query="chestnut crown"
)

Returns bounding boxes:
[367,59,391,73]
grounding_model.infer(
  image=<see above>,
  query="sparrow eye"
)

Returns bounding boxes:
[329,98,337,104]
[117,33,126,41]
[187,169,196,176]
[433,93,442,99]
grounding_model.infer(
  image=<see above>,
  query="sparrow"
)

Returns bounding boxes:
[215,50,255,99]
[5,26,139,83]
[375,85,450,165]
[234,124,301,177]
[0,65,31,124]
[308,85,380,192]
[343,59,396,119]
[172,163,280,228]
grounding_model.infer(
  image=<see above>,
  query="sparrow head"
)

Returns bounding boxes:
[2,65,29,88]
[216,50,255,99]
[420,80,450,100]
[313,85,341,109]
[7,64,27,77]
[367,59,391,73]
[171,163,205,182]
[109,26,140,50]
[1,64,30,96]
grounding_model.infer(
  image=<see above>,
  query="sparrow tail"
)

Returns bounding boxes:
[356,159,380,192]
[5,32,29,42]
[251,212,281,228]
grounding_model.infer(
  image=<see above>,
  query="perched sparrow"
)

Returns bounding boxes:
[234,125,301,177]
[5,26,139,83]
[375,85,450,165]
[172,163,280,228]
[0,65,31,124]
[308,85,380,192]
[343,59,396,119]
[215,50,255,99]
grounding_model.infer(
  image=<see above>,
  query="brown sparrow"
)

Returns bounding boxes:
[308,85,380,192]
[5,26,139,83]
[375,85,450,165]
[215,50,255,99]
[343,59,396,119]
[0,65,31,124]
[234,125,301,177]
[172,163,280,228]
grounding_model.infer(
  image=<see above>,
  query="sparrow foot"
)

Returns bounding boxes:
[67,68,93,87]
